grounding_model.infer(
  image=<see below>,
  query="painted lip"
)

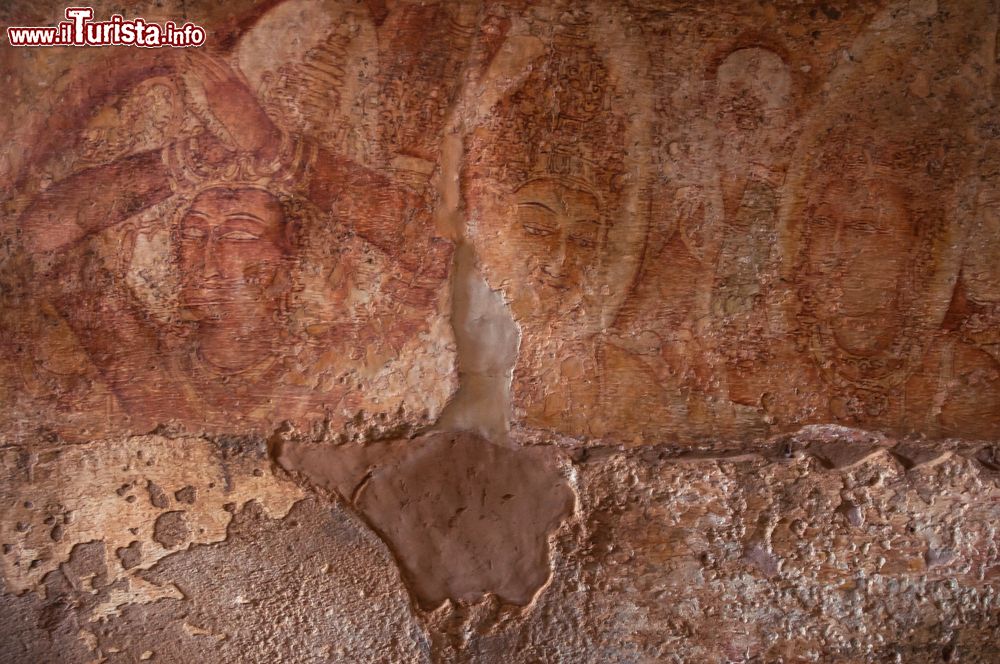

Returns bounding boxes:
[534,269,579,292]
[538,278,572,292]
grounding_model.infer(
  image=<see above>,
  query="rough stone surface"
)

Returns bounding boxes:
[1,499,429,663]
[151,511,190,549]
[2,0,1000,662]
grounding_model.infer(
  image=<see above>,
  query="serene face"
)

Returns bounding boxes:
[805,167,912,356]
[715,47,792,152]
[177,187,292,321]
[471,177,605,323]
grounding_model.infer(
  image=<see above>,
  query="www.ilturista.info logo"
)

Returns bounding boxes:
[7,7,206,47]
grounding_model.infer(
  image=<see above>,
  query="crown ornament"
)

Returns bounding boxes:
[162,129,317,198]
[527,147,600,193]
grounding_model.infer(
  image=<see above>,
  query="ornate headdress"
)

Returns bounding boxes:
[161,130,317,199]
[515,146,604,205]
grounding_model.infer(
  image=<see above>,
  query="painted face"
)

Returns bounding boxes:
[471,177,605,323]
[715,47,791,136]
[177,187,291,320]
[805,167,912,356]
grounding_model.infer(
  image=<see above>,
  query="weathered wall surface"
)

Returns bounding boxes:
[1,0,999,662]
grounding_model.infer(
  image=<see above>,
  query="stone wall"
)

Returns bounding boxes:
[1,1,998,661]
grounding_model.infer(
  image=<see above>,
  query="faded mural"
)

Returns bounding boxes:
[2,0,1000,662]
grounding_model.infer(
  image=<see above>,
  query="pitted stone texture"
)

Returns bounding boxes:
[1,0,1000,661]
[556,442,1000,662]
[0,435,302,596]
[0,499,430,663]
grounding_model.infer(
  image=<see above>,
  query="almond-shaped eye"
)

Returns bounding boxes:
[219,230,262,241]
[570,234,596,248]
[521,222,556,237]
[180,227,207,240]
[845,219,879,234]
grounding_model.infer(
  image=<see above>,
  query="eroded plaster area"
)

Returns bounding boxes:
[1,0,1000,661]
[0,434,302,597]
[2,498,430,663]
[450,433,1000,663]
[277,431,576,607]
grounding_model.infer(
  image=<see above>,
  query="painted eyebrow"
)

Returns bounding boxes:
[517,201,558,215]
[224,212,267,223]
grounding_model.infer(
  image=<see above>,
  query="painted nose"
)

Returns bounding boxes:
[541,234,568,280]
[200,235,221,279]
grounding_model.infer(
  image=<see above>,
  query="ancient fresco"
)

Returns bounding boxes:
[3,0,998,444]
[464,0,1000,445]
[463,2,650,440]
[2,0,1000,662]
[2,1,458,441]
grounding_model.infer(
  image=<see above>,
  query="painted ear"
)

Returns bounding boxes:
[117,223,138,280]
[674,186,710,264]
